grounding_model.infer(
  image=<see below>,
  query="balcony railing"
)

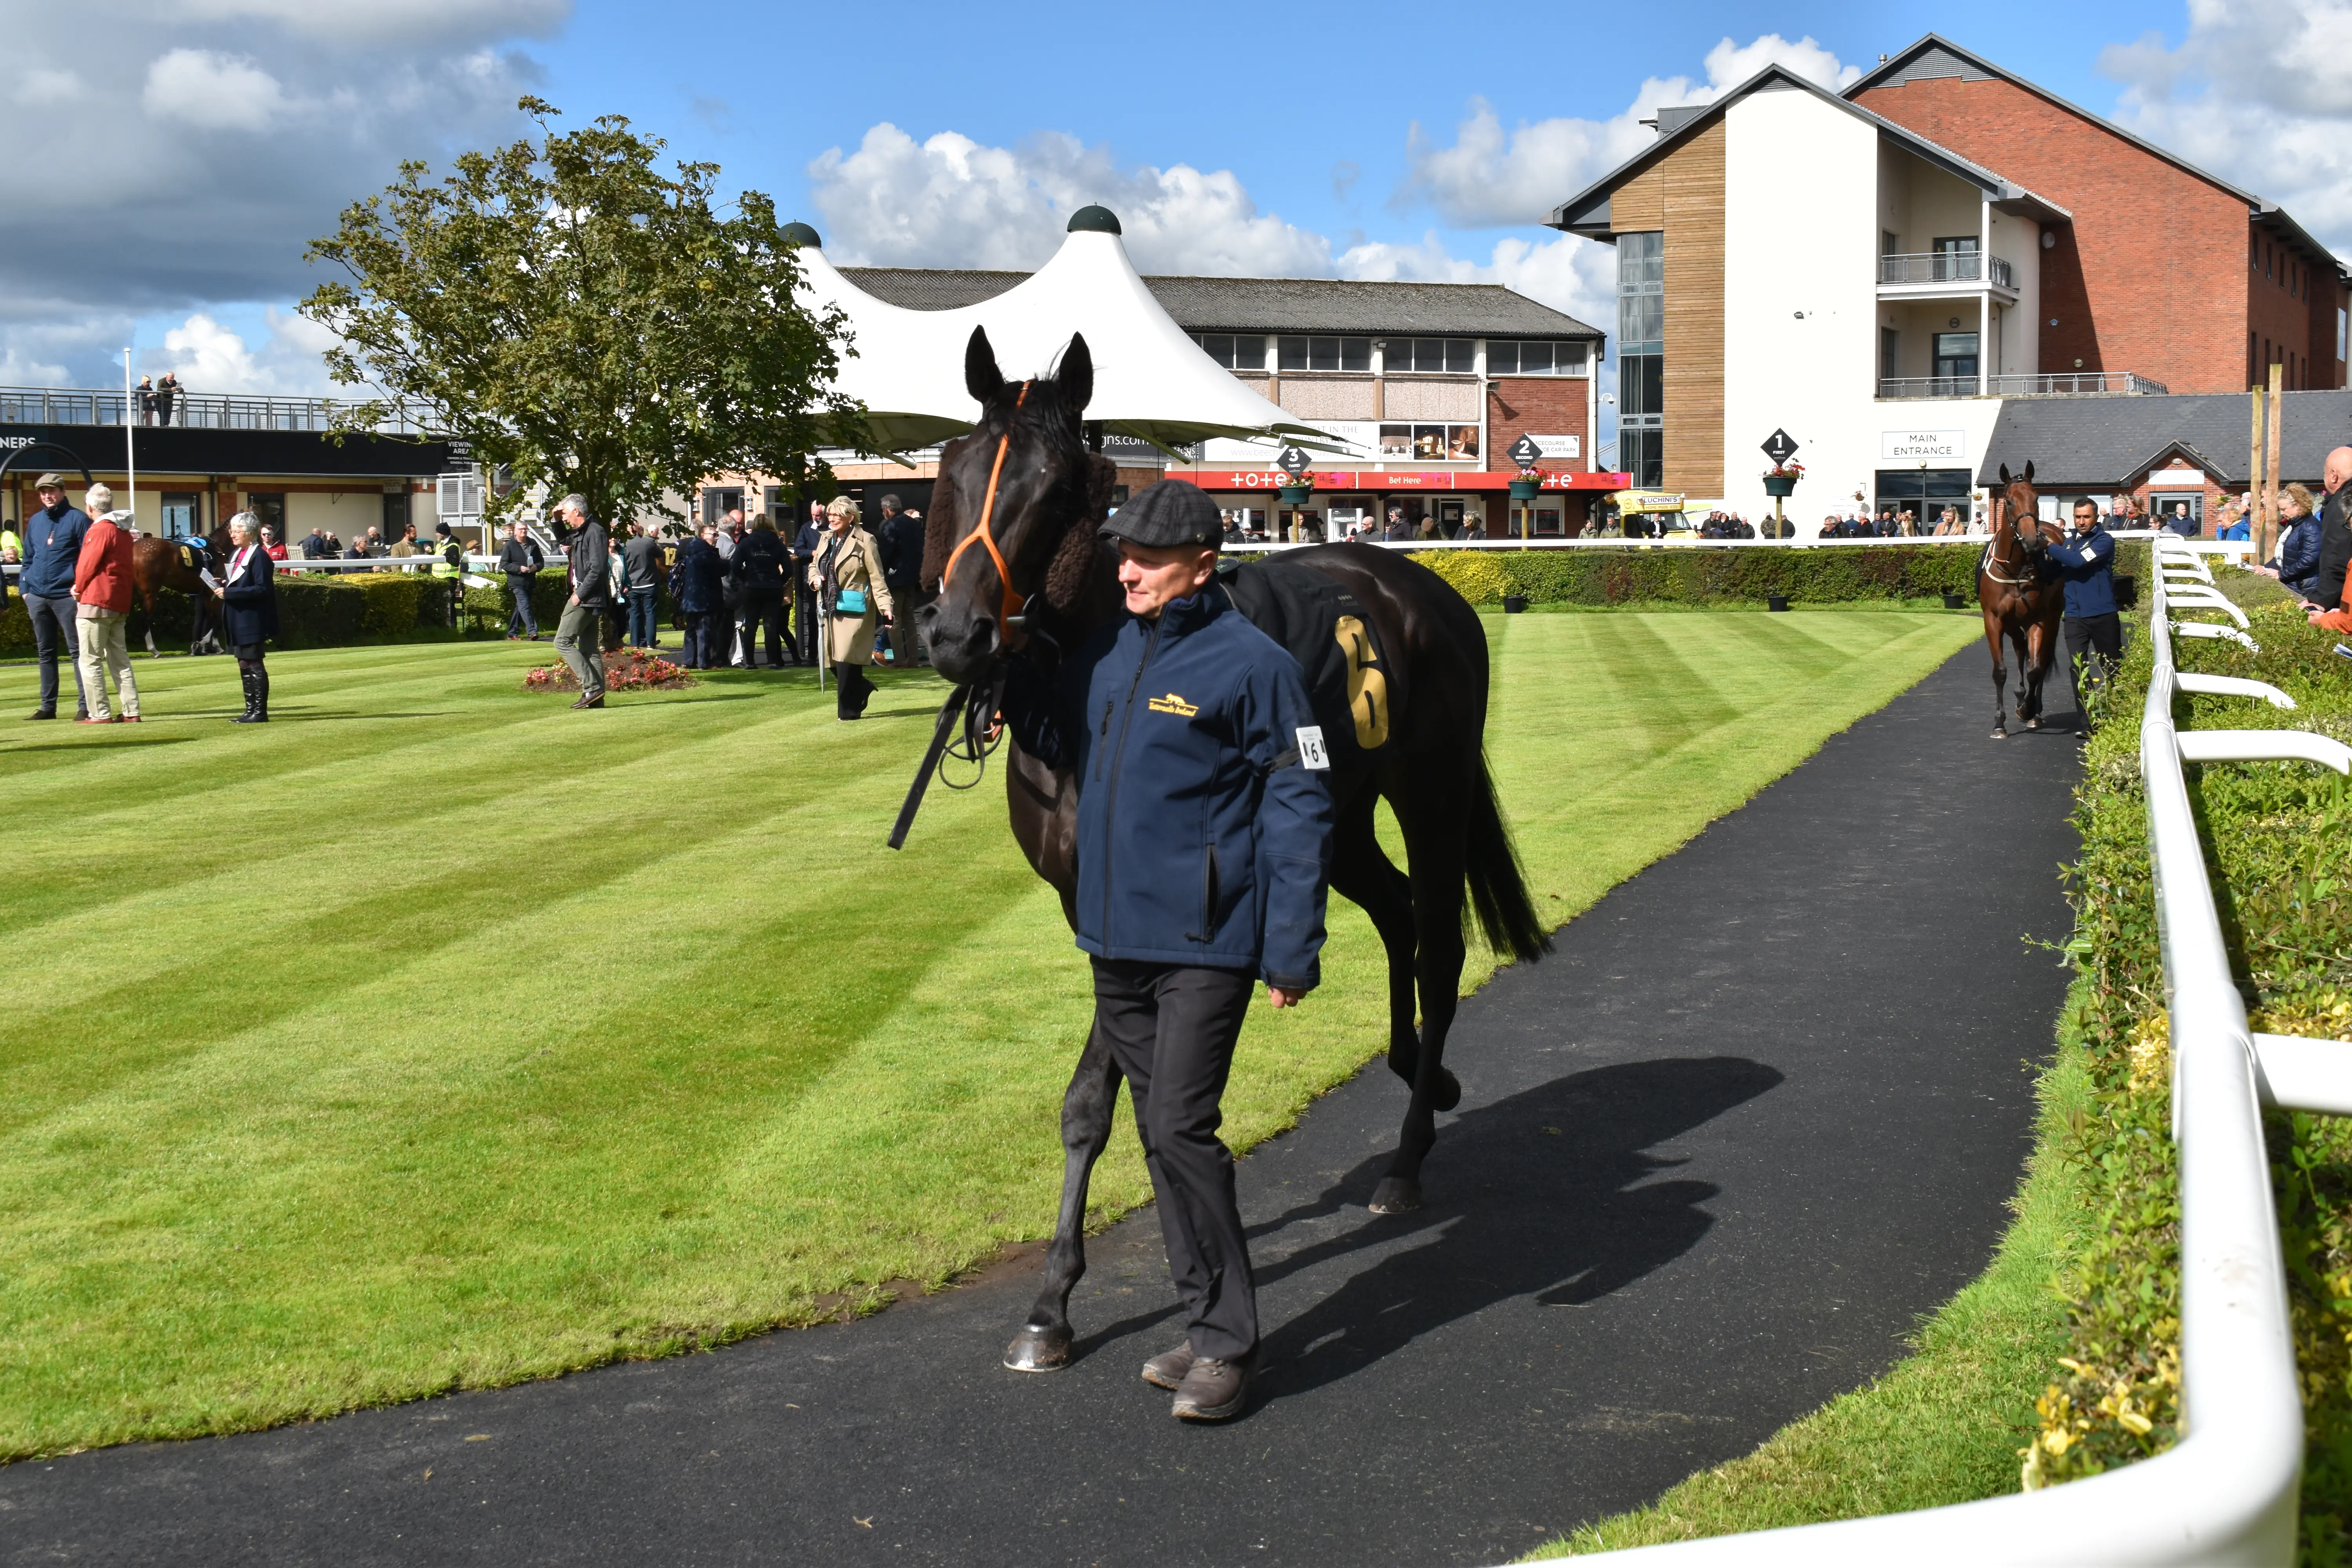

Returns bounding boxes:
[1877,252,2016,290]
[1877,371,2171,400]
[0,385,436,436]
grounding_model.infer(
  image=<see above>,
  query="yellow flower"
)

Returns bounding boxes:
[2118,1408,2153,1436]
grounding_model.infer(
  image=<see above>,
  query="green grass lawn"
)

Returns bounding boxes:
[0,609,1978,1459]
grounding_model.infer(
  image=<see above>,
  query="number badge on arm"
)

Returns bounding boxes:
[1295,726,1330,771]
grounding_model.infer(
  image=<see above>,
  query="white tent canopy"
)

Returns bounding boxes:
[795,208,1332,458]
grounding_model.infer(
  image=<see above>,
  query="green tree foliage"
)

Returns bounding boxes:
[300,97,858,523]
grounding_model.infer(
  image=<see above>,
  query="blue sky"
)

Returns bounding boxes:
[5,0,2334,394]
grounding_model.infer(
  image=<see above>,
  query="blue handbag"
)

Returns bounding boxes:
[835,588,868,615]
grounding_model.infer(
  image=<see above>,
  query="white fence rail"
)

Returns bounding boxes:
[1573,537,2340,1563]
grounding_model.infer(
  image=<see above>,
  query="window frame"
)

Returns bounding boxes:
[1276,334,1371,373]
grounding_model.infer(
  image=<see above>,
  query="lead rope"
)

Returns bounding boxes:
[942,381,1033,639]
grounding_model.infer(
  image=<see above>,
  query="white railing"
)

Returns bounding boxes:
[0,384,437,435]
[1877,252,2016,289]
[1876,371,2171,399]
[1573,537,2348,1563]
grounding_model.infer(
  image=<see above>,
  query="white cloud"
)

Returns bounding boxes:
[22,68,82,107]
[145,308,342,396]
[1396,34,1861,227]
[143,49,294,132]
[159,313,265,390]
[2101,0,2352,250]
[808,125,1332,276]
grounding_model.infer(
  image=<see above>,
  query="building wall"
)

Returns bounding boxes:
[1987,207,2042,381]
[1612,116,1727,494]
[1854,74,2252,393]
[1722,88,1880,520]
[1485,376,1591,472]
[2246,233,2334,390]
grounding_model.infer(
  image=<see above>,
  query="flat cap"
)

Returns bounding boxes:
[1100,479,1220,549]
[32,472,61,490]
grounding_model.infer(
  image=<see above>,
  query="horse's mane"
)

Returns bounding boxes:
[920,373,1116,614]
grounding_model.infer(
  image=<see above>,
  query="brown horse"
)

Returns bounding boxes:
[919,326,1551,1374]
[130,524,229,655]
[1977,462,2064,739]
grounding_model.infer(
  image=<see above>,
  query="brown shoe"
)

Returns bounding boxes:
[1141,1343,1195,1391]
[1171,1353,1254,1421]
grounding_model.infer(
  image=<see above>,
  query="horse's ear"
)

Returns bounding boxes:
[1058,333,1094,416]
[2023,460,2036,484]
[965,326,1005,405]
[1998,463,2012,486]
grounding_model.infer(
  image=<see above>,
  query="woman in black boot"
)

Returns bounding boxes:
[810,497,893,720]
[213,511,279,724]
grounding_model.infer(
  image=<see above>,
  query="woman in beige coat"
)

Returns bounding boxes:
[810,496,896,719]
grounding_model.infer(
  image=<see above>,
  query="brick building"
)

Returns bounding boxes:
[1850,36,2349,396]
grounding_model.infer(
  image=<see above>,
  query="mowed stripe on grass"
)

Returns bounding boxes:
[0,609,1978,1457]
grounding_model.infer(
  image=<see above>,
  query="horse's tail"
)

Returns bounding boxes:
[1463,747,1552,964]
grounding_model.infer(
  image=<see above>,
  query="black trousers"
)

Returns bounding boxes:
[2065,612,2123,726]
[793,584,818,662]
[24,593,83,715]
[508,576,539,638]
[739,592,786,666]
[1090,958,1259,1361]
[682,612,724,668]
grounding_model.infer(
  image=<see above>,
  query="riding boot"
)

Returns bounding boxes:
[253,664,270,722]
[230,663,258,722]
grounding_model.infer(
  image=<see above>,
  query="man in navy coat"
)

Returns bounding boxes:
[2044,497,2120,732]
[1003,480,1331,1422]
[18,475,88,720]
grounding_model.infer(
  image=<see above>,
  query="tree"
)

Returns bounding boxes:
[301,97,859,525]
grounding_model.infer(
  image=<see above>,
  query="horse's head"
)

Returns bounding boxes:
[920,325,1117,683]
[1996,461,2053,554]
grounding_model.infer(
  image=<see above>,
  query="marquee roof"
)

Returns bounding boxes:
[799,212,1332,457]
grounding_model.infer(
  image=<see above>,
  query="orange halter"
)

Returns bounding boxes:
[942,381,1032,640]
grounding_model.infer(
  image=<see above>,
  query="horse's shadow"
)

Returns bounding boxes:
[1069,1056,1782,1401]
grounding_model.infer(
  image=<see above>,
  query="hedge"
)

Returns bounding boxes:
[0,569,581,657]
[1407,542,1984,608]
[2033,556,2352,1555]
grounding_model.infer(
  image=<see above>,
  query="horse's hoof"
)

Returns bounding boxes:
[1368,1177,1422,1215]
[2027,718,2041,731]
[1431,1067,1462,1113]
[1003,1324,1073,1373]
[1992,728,2007,740]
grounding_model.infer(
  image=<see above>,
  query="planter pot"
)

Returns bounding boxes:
[1762,475,1797,497]
[1502,594,1528,614]
[2114,573,2139,609]
[1942,592,1967,609]
[1767,593,1790,613]
[1507,478,1542,501]
[1276,484,1313,506]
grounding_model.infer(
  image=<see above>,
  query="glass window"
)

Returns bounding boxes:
[1487,341,1590,376]
[1385,338,1473,373]
[1277,336,1370,372]
[162,492,204,537]
[1190,333,1263,371]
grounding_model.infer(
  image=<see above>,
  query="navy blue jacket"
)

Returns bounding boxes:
[220,544,279,644]
[1005,592,1333,989]
[2281,515,2324,597]
[671,537,726,613]
[20,503,88,599]
[2043,523,2118,619]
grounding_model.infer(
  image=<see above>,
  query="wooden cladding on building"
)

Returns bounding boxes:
[1605,120,1727,494]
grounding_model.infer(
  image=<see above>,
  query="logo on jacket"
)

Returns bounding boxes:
[1147,691,1199,717]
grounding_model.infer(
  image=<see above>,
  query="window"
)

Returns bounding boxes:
[247,492,286,541]
[700,487,743,524]
[1929,236,1980,282]
[1882,229,1901,257]
[1377,423,1481,461]
[162,492,204,537]
[2337,307,2345,362]
[1381,337,1472,373]
[1616,231,1665,488]
[1881,327,1900,381]
[1488,340,1588,376]
[1934,332,1979,383]
[1276,335,1371,372]
[1191,333,1264,371]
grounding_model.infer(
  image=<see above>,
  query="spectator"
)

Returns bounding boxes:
[18,474,89,720]
[154,372,179,427]
[500,520,546,639]
[791,500,825,664]
[212,510,278,724]
[302,526,330,562]
[735,514,791,667]
[1460,511,1487,541]
[343,532,374,564]
[1819,515,1840,539]
[619,519,662,648]
[552,493,608,708]
[260,524,288,562]
[2044,497,2120,731]
[136,375,155,426]
[672,522,728,668]
[811,495,893,720]
[364,525,384,554]
[2270,487,2322,600]
[388,523,420,564]
[71,486,138,724]
[2216,498,2252,543]
[324,531,342,558]
[874,492,925,667]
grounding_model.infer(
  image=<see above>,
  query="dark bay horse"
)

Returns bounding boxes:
[1977,462,2063,739]
[130,525,228,655]
[919,325,1552,1373]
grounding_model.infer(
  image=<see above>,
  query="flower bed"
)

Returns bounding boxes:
[2034,557,2352,1553]
[523,645,693,693]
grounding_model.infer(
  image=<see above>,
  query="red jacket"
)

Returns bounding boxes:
[73,517,134,613]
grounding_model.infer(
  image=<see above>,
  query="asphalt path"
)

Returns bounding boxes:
[3,642,2082,1567]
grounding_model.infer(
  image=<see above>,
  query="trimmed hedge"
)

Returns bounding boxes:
[2034,557,2352,1554]
[0,569,481,657]
[1408,542,1983,608]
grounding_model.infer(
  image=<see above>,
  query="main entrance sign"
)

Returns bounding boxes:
[1882,428,1967,462]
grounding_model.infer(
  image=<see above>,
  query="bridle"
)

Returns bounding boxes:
[1979,489,2045,588]
[943,380,1033,645]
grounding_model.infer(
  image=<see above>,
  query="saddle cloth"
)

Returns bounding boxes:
[1214,554,1392,757]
